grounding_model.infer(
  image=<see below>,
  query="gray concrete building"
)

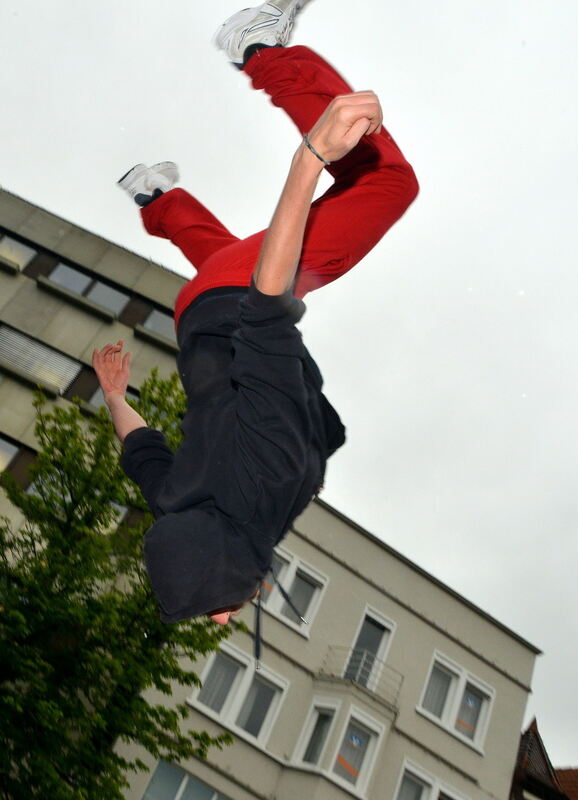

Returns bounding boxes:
[0,189,541,800]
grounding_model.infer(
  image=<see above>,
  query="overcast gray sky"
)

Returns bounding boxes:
[1,0,577,766]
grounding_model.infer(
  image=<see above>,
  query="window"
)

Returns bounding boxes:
[297,703,382,792]
[142,760,233,800]
[395,764,468,800]
[143,309,176,342]
[397,772,429,800]
[454,682,486,740]
[0,324,81,394]
[0,435,19,470]
[419,652,494,748]
[281,568,319,624]
[261,547,326,631]
[235,673,278,736]
[304,708,334,763]
[299,702,338,766]
[195,645,286,743]
[344,612,393,689]
[422,663,454,718]
[260,550,287,604]
[0,234,36,269]
[197,652,243,714]
[332,714,381,790]
[48,262,129,315]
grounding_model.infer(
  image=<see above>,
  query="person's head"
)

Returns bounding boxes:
[207,586,260,625]
[143,507,264,625]
[208,602,245,626]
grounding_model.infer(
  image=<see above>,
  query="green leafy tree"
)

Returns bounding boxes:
[0,371,231,799]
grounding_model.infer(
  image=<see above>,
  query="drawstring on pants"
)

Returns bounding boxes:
[253,564,308,668]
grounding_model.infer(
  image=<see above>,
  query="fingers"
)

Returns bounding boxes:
[331,92,381,115]
[92,340,132,377]
[107,340,124,362]
[91,340,132,398]
[94,340,124,362]
[330,92,383,135]
[340,101,383,132]
[345,116,374,149]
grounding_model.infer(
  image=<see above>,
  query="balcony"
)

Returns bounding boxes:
[317,646,403,713]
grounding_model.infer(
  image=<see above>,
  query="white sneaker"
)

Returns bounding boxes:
[117,161,179,206]
[214,1,311,66]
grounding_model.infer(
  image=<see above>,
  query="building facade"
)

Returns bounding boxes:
[0,189,541,800]
[0,187,182,522]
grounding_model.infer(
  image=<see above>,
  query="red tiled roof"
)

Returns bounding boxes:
[556,769,578,800]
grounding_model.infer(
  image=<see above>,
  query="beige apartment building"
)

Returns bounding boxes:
[0,189,541,800]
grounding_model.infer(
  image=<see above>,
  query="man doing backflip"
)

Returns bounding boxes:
[92,1,418,629]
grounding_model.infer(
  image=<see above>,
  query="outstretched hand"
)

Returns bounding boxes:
[92,340,132,401]
[306,91,383,164]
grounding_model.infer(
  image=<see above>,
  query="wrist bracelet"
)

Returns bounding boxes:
[303,133,331,166]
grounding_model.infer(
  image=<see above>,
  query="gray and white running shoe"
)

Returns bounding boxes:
[117,162,179,207]
[214,1,312,66]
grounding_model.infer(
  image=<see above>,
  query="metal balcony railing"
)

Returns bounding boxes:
[318,646,403,711]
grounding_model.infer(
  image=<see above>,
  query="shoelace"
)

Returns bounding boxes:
[253,564,308,668]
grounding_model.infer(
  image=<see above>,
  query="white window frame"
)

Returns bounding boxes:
[328,705,384,796]
[393,759,470,800]
[417,651,495,752]
[191,642,287,746]
[293,696,341,767]
[261,545,328,637]
[344,605,396,692]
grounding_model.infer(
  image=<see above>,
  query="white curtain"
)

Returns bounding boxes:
[422,664,452,718]
[303,708,334,764]
[397,772,426,800]
[281,570,316,624]
[197,653,241,713]
[236,675,276,737]
[333,720,371,785]
[455,683,483,739]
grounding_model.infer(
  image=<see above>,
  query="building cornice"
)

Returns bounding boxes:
[291,510,537,692]
[310,498,541,656]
